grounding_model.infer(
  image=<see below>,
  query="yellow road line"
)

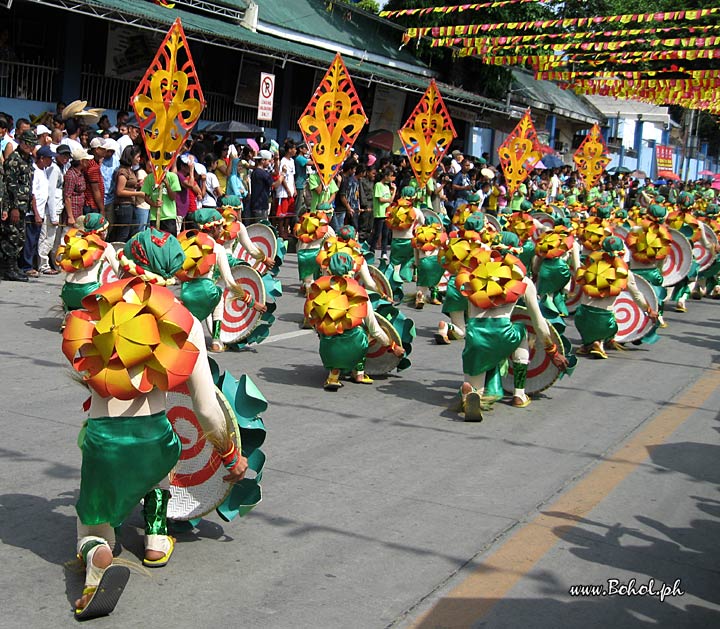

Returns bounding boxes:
[413,367,720,628]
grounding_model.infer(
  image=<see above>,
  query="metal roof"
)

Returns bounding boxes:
[583,95,672,125]
[252,0,427,71]
[510,70,605,125]
[26,0,509,114]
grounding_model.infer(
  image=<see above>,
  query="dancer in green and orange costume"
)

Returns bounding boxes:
[63,229,248,620]
[412,222,447,309]
[294,203,334,295]
[385,186,425,299]
[574,235,658,359]
[176,208,267,352]
[625,203,672,335]
[56,213,119,314]
[305,252,405,390]
[453,243,568,420]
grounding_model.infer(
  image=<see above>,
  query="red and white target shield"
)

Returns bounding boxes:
[365,264,394,301]
[564,275,582,315]
[232,224,277,276]
[166,385,240,520]
[96,242,124,285]
[662,228,693,287]
[437,270,451,294]
[485,214,502,233]
[219,265,266,344]
[365,314,402,376]
[501,306,565,395]
[693,222,718,272]
[531,212,555,241]
[613,274,658,343]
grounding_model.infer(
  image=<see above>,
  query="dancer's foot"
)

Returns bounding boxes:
[435,321,451,345]
[589,341,608,359]
[511,393,532,408]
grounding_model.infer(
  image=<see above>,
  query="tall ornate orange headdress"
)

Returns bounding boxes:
[498,109,542,197]
[131,19,205,186]
[298,53,367,188]
[398,80,456,189]
[573,124,610,191]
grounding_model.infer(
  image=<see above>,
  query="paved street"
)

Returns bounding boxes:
[1,256,719,628]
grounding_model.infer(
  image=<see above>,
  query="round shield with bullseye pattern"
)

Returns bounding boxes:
[693,222,718,272]
[96,242,124,285]
[365,314,403,376]
[614,274,658,343]
[661,228,693,287]
[219,265,266,344]
[501,306,565,395]
[365,265,393,301]
[564,275,582,314]
[421,208,443,226]
[166,385,241,520]
[233,224,277,276]
[531,212,555,241]
[485,214,502,233]
[437,270,451,294]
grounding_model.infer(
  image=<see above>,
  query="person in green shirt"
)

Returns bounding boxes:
[307,168,339,213]
[142,171,182,235]
[371,167,396,261]
[509,182,527,212]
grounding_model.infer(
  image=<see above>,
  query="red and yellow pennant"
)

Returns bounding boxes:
[403,8,720,39]
[397,79,457,189]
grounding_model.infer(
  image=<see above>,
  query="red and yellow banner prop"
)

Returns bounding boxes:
[298,53,367,189]
[498,109,542,198]
[573,124,610,191]
[131,18,205,186]
[397,79,457,189]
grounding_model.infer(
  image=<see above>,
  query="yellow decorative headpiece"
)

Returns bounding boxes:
[385,198,417,230]
[294,211,331,244]
[412,224,447,252]
[176,230,216,281]
[455,248,527,309]
[55,228,107,272]
[535,226,575,259]
[304,275,369,337]
[625,221,672,263]
[576,251,629,299]
[62,277,199,400]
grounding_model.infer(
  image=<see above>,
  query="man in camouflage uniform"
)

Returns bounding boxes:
[1,130,36,281]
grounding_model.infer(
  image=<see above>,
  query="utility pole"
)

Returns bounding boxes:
[681,108,696,181]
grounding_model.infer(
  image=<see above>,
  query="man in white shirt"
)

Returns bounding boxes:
[449,149,464,175]
[60,118,83,155]
[20,146,52,276]
[38,145,71,273]
[549,169,561,202]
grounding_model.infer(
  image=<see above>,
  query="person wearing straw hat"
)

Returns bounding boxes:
[63,228,249,620]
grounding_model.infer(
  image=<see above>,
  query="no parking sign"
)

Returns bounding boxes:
[258,72,275,121]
